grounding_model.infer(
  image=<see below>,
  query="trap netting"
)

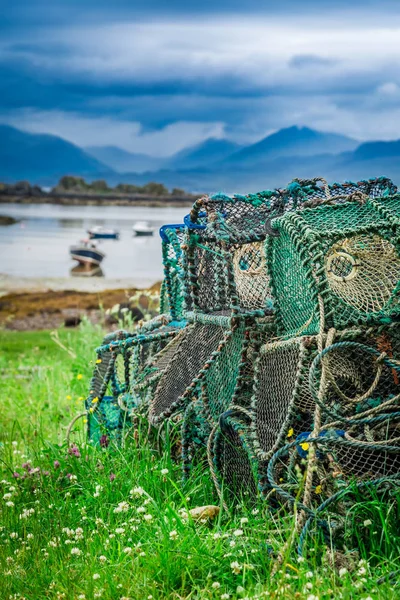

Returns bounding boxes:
[86,316,186,445]
[159,223,187,319]
[183,177,397,318]
[83,175,400,543]
[266,192,400,338]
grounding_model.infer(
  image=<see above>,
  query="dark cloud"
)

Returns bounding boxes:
[2,0,400,152]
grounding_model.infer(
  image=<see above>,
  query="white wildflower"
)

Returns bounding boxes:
[130,487,145,497]
[169,530,178,540]
[115,528,125,535]
[114,501,130,514]
[99,555,107,562]
[143,514,153,521]
[339,567,348,577]
[71,547,81,556]
[211,582,220,589]
[230,561,242,574]
[306,571,314,578]
[123,547,132,554]
[93,573,101,580]
[160,468,169,475]
[305,582,313,590]
[233,529,243,537]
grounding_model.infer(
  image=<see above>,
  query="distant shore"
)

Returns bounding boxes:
[0,276,161,331]
[0,274,158,295]
[0,192,197,207]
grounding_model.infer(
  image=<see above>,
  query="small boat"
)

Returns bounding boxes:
[87,226,119,239]
[132,221,154,236]
[70,240,105,266]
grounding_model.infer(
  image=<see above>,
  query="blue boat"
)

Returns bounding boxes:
[70,241,105,266]
[88,226,119,239]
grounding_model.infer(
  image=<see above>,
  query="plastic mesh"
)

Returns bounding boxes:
[253,339,308,459]
[83,175,400,526]
[150,322,226,424]
[202,324,247,421]
[233,242,272,309]
[214,416,258,502]
[325,234,400,313]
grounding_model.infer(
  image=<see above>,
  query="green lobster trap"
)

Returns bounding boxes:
[82,176,400,546]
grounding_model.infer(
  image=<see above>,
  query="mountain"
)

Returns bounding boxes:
[222,126,358,167]
[0,125,113,184]
[85,145,164,173]
[166,138,243,170]
[352,140,400,161]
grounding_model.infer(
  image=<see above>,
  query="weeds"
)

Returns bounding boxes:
[0,325,399,599]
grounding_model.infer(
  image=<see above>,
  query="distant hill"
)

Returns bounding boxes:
[222,126,358,167]
[0,125,114,184]
[352,140,400,161]
[166,138,243,170]
[3,123,400,194]
[85,145,164,173]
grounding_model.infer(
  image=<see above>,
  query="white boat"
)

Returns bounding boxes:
[87,226,119,239]
[132,221,154,236]
[70,240,106,266]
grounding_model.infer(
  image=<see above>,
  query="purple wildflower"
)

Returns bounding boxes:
[109,473,116,482]
[54,460,60,469]
[68,444,81,458]
[12,472,20,478]
[100,435,109,448]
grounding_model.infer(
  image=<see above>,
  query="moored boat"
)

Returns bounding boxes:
[70,240,105,266]
[87,226,119,239]
[132,221,154,236]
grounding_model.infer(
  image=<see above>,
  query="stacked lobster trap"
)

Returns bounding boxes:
[83,175,400,546]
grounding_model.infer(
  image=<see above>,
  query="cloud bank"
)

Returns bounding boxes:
[2,2,400,155]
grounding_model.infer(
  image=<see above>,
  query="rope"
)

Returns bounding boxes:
[66,412,87,446]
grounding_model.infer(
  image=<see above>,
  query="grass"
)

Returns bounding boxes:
[1,323,400,600]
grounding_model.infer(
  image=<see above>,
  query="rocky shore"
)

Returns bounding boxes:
[0,282,161,331]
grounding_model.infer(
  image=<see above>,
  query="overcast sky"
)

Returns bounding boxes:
[2,0,400,156]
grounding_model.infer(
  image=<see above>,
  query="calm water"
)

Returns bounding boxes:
[0,204,188,281]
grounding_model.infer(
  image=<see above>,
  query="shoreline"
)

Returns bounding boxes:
[0,192,196,208]
[0,274,159,295]
[0,278,162,331]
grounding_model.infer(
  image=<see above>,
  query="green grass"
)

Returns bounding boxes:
[1,323,400,600]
